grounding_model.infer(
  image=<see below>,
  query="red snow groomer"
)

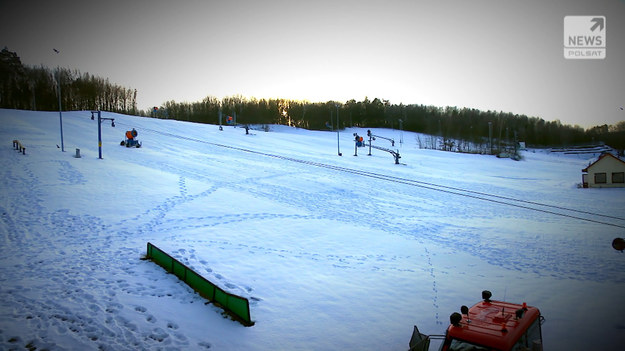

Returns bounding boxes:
[120,128,141,148]
[409,290,544,351]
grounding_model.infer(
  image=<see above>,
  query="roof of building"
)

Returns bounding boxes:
[582,152,625,172]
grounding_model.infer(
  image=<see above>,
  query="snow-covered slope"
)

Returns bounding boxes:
[1,109,624,350]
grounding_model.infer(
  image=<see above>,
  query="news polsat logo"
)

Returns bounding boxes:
[564,16,606,59]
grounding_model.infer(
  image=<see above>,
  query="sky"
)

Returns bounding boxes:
[1,0,624,128]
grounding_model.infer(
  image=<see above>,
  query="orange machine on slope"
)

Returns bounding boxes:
[120,128,141,148]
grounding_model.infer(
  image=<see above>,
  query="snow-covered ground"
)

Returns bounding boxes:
[1,109,624,350]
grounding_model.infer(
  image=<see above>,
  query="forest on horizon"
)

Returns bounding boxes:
[2,47,623,151]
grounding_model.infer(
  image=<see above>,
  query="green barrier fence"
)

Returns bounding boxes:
[146,242,254,326]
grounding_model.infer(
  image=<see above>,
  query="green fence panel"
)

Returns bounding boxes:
[186,270,216,300]
[227,296,251,322]
[146,242,253,326]
[172,260,186,280]
[151,247,172,269]
[214,287,228,306]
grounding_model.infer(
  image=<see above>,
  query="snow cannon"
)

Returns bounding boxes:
[120,128,141,148]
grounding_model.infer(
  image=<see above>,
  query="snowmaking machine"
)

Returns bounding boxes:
[408,290,544,351]
[120,128,141,148]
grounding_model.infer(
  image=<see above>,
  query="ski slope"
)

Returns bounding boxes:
[1,109,624,350]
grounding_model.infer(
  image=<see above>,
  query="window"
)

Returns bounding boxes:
[612,172,624,184]
[595,173,607,184]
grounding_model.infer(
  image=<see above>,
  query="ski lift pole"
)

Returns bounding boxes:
[218,108,223,131]
[337,129,341,156]
[336,104,342,156]
[97,112,102,159]
[91,110,115,159]
[54,49,64,152]
[57,74,64,152]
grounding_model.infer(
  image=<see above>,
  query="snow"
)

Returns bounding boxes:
[1,109,624,351]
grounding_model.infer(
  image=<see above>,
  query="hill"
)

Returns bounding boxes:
[1,109,624,350]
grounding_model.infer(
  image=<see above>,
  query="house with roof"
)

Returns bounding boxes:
[582,153,625,188]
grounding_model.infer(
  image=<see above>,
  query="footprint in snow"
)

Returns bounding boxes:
[198,341,212,349]
[105,303,123,314]
[147,327,168,342]
[174,331,188,342]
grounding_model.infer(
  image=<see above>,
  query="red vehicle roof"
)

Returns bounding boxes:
[445,299,541,350]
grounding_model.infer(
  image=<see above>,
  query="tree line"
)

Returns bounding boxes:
[2,47,623,151]
[145,96,624,151]
[0,47,137,114]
